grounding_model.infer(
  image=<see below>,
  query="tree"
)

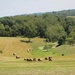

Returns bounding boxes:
[35,17,47,38]
[69,28,75,39]
[5,25,12,36]
[24,22,37,42]
[12,25,18,36]
[45,24,66,42]
[0,17,14,27]
[65,18,74,35]
[67,38,75,45]
[0,24,5,36]
[57,36,66,46]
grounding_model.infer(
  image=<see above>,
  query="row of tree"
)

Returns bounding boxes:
[0,12,75,44]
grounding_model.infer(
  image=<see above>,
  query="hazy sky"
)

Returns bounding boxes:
[0,0,75,17]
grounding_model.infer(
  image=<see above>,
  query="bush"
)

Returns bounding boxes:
[0,50,3,54]
[43,44,52,51]
[67,38,75,45]
[57,36,66,46]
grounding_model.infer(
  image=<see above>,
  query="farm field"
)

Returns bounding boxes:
[0,60,75,75]
[0,37,75,75]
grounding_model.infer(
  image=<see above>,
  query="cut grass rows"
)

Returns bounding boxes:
[0,60,75,75]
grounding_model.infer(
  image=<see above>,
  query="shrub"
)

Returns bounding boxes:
[43,44,52,51]
[67,38,75,45]
[0,50,3,54]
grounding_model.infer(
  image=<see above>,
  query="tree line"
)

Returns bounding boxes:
[0,12,75,45]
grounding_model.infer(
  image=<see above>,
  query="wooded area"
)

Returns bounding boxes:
[0,9,75,45]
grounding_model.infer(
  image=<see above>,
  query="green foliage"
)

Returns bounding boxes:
[43,44,52,51]
[45,24,66,42]
[67,38,75,45]
[52,9,75,16]
[24,22,37,41]
[0,24,5,36]
[0,11,75,43]
[70,28,75,39]
[57,36,66,46]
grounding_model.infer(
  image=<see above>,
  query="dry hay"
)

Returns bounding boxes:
[0,37,32,58]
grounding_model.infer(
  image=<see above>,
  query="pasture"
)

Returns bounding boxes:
[0,37,75,75]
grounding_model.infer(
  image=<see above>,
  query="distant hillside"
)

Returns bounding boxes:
[46,9,75,16]
[28,9,75,16]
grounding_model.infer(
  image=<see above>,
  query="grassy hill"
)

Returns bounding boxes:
[0,37,75,75]
[0,37,75,58]
[0,37,32,58]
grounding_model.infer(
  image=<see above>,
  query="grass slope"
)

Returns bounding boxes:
[0,37,32,58]
[0,37,75,58]
[0,37,75,75]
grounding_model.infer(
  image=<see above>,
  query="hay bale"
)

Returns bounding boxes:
[27,49,29,53]
[33,58,36,61]
[38,58,42,61]
[62,54,64,56]
[26,58,33,61]
[45,57,48,60]
[16,56,20,59]
[13,53,16,56]
[48,57,52,61]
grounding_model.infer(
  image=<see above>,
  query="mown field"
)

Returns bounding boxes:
[0,37,75,75]
[0,60,75,75]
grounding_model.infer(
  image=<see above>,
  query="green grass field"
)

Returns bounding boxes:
[0,37,75,75]
[0,60,75,75]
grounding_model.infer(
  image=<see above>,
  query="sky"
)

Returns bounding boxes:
[0,0,75,17]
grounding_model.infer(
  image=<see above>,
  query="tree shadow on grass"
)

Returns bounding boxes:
[20,40,32,43]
